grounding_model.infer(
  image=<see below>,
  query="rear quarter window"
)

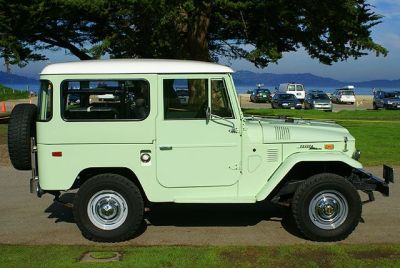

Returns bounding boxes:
[61,80,150,121]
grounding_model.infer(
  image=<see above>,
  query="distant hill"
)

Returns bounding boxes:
[0,71,38,84]
[352,79,400,88]
[233,71,400,89]
[1,70,399,90]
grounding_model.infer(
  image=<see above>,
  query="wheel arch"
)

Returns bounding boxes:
[72,167,149,203]
[256,152,362,201]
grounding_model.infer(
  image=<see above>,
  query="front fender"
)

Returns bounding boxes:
[255,151,362,201]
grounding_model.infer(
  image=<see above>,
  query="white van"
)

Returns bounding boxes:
[278,83,305,101]
[331,86,356,104]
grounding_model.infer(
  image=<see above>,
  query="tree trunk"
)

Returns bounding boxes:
[176,2,211,62]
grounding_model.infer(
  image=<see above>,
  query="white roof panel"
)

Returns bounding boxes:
[40,59,234,75]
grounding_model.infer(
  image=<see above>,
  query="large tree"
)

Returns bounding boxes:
[0,0,388,70]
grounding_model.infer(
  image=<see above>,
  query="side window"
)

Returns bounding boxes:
[163,79,208,119]
[211,79,233,118]
[61,80,150,121]
[287,85,295,91]
[38,80,53,121]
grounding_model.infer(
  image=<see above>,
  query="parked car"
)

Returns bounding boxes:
[373,90,400,110]
[271,93,302,109]
[176,89,189,105]
[331,86,356,104]
[250,88,271,103]
[278,83,305,102]
[304,91,332,112]
[7,59,392,243]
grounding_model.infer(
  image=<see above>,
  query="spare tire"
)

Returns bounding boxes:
[8,104,37,170]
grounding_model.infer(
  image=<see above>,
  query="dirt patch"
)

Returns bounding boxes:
[271,248,336,268]
[220,247,271,267]
[350,249,400,260]
[0,144,10,166]
[0,125,10,166]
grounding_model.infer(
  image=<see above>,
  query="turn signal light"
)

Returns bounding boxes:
[324,144,334,150]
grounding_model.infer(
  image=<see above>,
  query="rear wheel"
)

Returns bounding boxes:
[292,173,361,241]
[73,173,144,242]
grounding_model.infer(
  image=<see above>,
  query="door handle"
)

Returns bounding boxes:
[159,146,172,151]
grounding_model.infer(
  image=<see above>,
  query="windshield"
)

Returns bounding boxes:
[340,90,354,96]
[257,89,270,94]
[37,80,53,121]
[385,92,400,99]
[312,93,330,100]
[279,94,295,100]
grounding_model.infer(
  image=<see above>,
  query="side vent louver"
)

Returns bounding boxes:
[266,148,279,162]
[274,126,290,140]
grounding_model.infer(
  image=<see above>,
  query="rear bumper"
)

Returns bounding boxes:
[350,165,394,197]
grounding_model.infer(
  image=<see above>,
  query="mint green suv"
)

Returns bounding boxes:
[7,59,393,242]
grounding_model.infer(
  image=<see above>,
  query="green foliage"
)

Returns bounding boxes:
[0,244,400,267]
[0,84,30,101]
[0,0,387,68]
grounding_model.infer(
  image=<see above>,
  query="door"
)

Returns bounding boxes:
[156,76,241,188]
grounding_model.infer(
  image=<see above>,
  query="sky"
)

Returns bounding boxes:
[7,0,400,82]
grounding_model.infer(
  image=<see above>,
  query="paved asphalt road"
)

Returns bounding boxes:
[0,166,398,246]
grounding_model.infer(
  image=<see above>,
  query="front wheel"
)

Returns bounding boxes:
[292,173,361,241]
[73,173,144,242]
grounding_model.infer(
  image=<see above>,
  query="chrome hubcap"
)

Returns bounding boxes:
[309,190,348,230]
[87,190,128,230]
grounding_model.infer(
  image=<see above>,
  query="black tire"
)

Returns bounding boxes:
[73,173,144,242]
[292,173,361,242]
[7,104,37,170]
[373,102,378,110]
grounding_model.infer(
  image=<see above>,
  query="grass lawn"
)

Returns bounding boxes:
[242,108,400,121]
[341,121,400,166]
[1,109,399,165]
[243,108,400,166]
[1,244,400,267]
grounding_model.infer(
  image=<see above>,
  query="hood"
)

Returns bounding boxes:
[245,116,353,144]
[384,98,400,103]
[277,99,298,103]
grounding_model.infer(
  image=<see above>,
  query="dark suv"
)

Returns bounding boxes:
[373,90,400,110]
[250,88,271,103]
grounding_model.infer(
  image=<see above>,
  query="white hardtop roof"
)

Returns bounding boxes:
[40,59,234,75]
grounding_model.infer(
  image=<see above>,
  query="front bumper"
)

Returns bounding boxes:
[313,104,332,111]
[384,103,400,109]
[350,165,394,198]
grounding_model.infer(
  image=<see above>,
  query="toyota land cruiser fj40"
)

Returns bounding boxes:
[8,59,393,242]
